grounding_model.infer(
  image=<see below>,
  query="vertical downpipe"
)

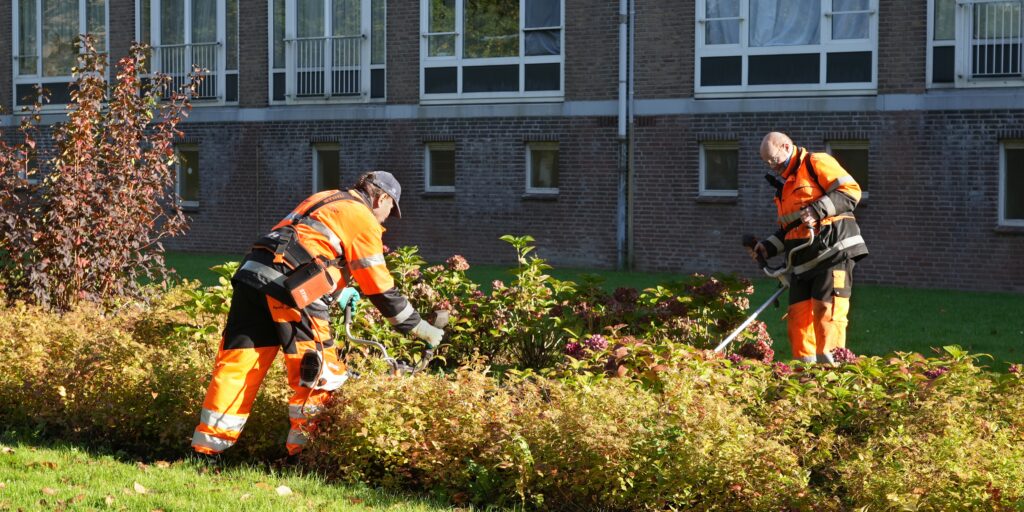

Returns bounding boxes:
[627,0,636,269]
[616,0,629,270]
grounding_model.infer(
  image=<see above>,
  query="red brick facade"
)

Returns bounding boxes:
[2,1,1023,292]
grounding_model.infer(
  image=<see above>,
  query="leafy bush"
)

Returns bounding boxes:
[0,38,199,311]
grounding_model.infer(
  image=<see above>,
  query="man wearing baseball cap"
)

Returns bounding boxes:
[192,170,446,462]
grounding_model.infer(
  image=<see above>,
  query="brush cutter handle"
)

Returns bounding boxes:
[742,234,768,269]
[342,303,431,376]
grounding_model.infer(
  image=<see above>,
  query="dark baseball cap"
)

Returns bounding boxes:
[366,171,402,219]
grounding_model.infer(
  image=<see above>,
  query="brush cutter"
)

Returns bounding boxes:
[713,226,816,354]
[299,301,433,391]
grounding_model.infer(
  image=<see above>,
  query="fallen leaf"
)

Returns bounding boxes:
[349,498,364,504]
[133,482,147,494]
[154,461,170,469]
[72,494,86,503]
[275,485,293,496]
[0,447,13,454]
[151,392,159,399]
[151,509,164,512]
[254,482,271,490]
[136,462,149,471]
[42,488,57,496]
[239,493,251,501]
[104,495,115,506]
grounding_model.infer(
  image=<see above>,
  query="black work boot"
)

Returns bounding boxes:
[190,451,223,472]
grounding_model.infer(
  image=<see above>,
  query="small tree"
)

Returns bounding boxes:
[0,37,200,310]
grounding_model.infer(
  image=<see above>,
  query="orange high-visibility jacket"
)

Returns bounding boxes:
[260,189,422,333]
[761,147,868,276]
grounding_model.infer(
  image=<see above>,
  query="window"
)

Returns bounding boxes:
[928,0,1023,87]
[175,146,201,208]
[696,0,877,96]
[313,144,341,192]
[1001,141,1024,226]
[15,153,39,185]
[421,0,564,101]
[13,0,109,107]
[424,142,456,192]
[827,140,869,197]
[526,142,559,194]
[699,142,738,197]
[269,0,386,103]
[137,0,239,102]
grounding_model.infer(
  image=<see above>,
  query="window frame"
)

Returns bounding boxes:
[694,0,879,98]
[419,0,565,104]
[312,143,341,193]
[1000,140,1024,227]
[826,139,870,199]
[699,141,739,197]
[424,142,456,193]
[11,0,111,110]
[267,0,387,105]
[927,0,1024,88]
[175,145,201,209]
[525,141,559,195]
[135,0,238,105]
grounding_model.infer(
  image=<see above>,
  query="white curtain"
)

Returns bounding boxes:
[750,0,820,47]
[706,0,739,45]
[832,0,869,40]
[42,0,79,76]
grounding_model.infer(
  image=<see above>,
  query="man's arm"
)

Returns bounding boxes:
[806,152,863,219]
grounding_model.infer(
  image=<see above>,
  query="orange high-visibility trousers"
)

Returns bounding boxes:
[192,284,342,456]
[786,260,853,363]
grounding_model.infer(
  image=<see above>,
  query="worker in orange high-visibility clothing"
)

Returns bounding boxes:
[748,132,868,363]
[192,171,446,460]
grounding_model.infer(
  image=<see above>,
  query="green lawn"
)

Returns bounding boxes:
[165,251,1024,371]
[0,439,446,512]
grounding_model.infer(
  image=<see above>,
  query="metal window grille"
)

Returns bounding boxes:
[152,42,221,99]
[289,35,364,98]
[965,0,1023,79]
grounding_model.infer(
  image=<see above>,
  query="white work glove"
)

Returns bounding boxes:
[431,310,450,329]
[410,319,444,349]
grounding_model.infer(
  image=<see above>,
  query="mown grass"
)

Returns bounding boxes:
[165,251,1024,370]
[0,438,448,512]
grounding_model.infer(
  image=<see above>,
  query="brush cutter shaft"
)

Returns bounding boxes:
[714,285,787,353]
[343,303,430,375]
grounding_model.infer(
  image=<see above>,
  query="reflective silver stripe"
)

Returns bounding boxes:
[793,235,866,275]
[284,212,302,222]
[286,429,308,446]
[779,210,802,224]
[299,218,343,255]
[288,404,323,419]
[819,196,837,217]
[798,356,817,363]
[239,259,288,284]
[766,235,784,253]
[191,431,235,452]
[827,175,854,193]
[349,254,386,271]
[386,302,415,326]
[199,408,248,432]
[817,352,836,364]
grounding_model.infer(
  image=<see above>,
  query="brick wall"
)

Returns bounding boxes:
[878,0,927,94]
[168,117,622,269]
[631,111,1024,292]
[0,0,10,111]
[386,0,418,104]
[564,0,619,101]
[239,0,268,108]
[107,0,135,65]
[633,0,693,99]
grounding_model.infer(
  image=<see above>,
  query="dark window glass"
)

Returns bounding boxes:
[525,63,559,91]
[830,145,869,192]
[826,51,871,83]
[972,43,1022,77]
[425,66,457,94]
[226,73,238,102]
[704,146,738,191]
[273,72,286,101]
[933,46,955,83]
[371,68,385,98]
[463,64,518,92]
[525,30,559,55]
[429,146,456,188]
[1006,147,1024,220]
[316,148,341,192]
[748,53,819,85]
[530,145,559,190]
[701,56,742,86]
[177,149,201,204]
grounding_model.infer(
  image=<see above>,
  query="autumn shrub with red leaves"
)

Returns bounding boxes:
[0,37,198,311]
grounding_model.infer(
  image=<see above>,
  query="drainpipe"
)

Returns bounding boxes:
[616,0,629,270]
[627,0,636,269]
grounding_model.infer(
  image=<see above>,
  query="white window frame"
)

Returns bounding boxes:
[419,0,565,104]
[695,0,878,98]
[525,141,559,195]
[267,0,385,104]
[1000,140,1024,227]
[826,140,870,199]
[699,141,739,197]
[312,143,341,193]
[424,142,456,193]
[927,0,1024,88]
[175,145,200,209]
[11,0,110,110]
[135,0,236,104]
